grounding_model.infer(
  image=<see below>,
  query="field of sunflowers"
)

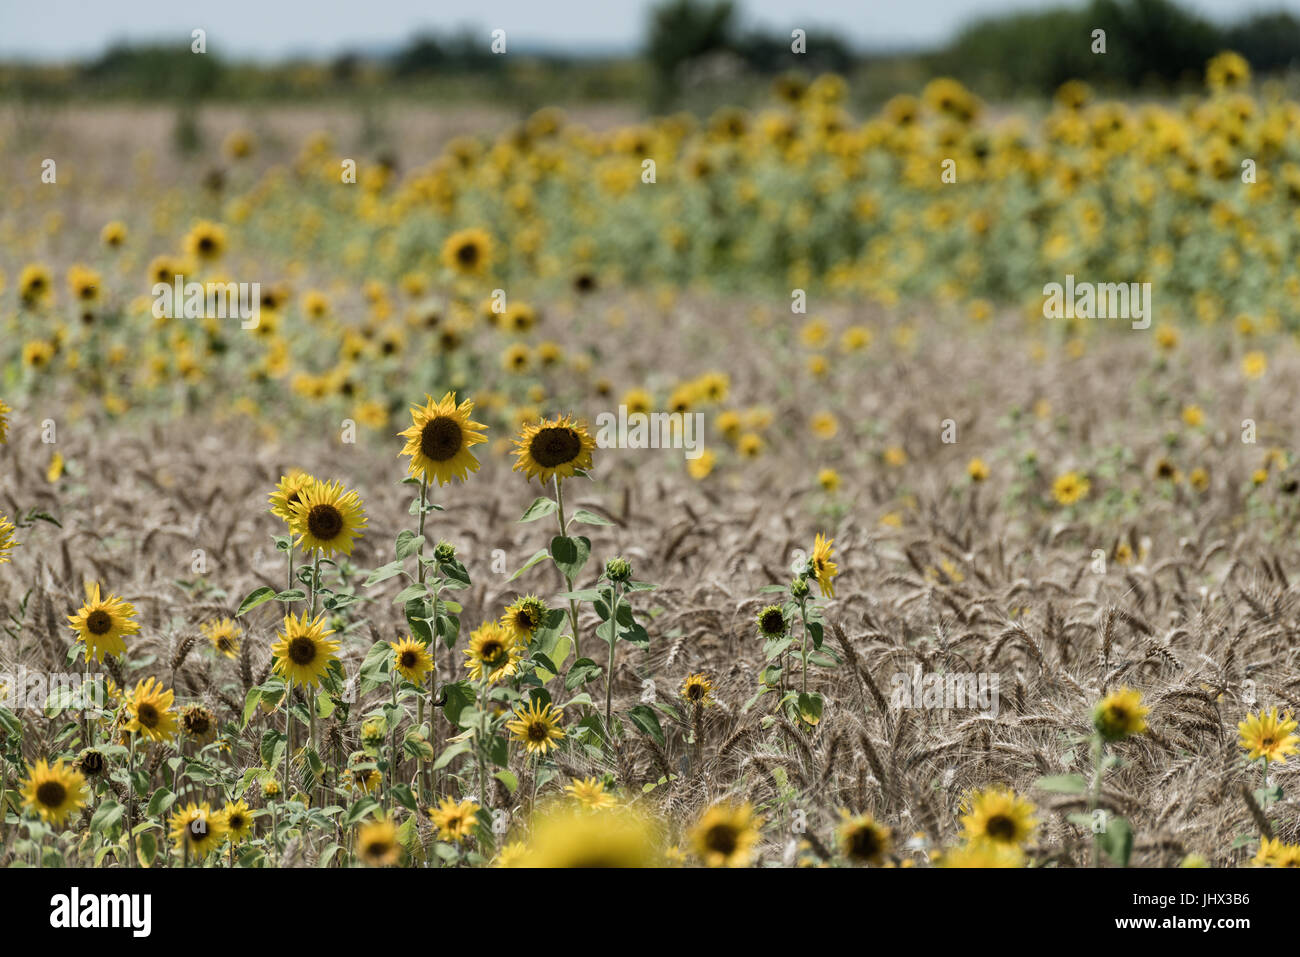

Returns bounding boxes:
[1,49,1300,873]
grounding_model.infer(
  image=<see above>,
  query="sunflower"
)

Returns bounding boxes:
[967,458,990,482]
[1238,707,1299,764]
[564,776,618,810]
[0,513,18,565]
[397,392,487,486]
[169,802,227,858]
[511,415,596,485]
[358,816,402,866]
[960,786,1038,847]
[201,618,242,659]
[220,800,254,843]
[1052,471,1091,505]
[101,220,127,248]
[391,636,434,684]
[441,228,493,276]
[810,532,838,598]
[1093,686,1149,741]
[19,264,52,306]
[123,677,178,741]
[288,479,367,556]
[66,264,100,302]
[518,805,660,867]
[938,841,1025,868]
[267,470,317,524]
[500,595,550,644]
[756,604,788,638]
[506,699,566,755]
[1253,836,1300,868]
[495,841,528,867]
[681,672,715,707]
[19,759,88,825]
[463,621,522,684]
[348,753,381,793]
[184,221,227,261]
[838,811,892,865]
[429,797,481,842]
[690,801,762,867]
[67,581,140,662]
[271,611,340,689]
[0,397,10,444]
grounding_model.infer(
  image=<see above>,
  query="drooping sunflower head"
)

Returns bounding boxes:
[441,228,493,276]
[20,759,88,826]
[810,533,838,598]
[397,392,488,486]
[220,800,254,843]
[681,672,716,707]
[348,752,381,793]
[169,802,227,858]
[500,595,550,644]
[959,786,1038,847]
[511,415,596,485]
[757,603,788,638]
[123,676,178,741]
[690,801,762,868]
[271,610,340,689]
[357,816,402,866]
[837,810,892,865]
[72,748,107,780]
[518,805,660,867]
[390,636,434,685]
[288,479,368,557]
[180,704,217,743]
[67,581,140,662]
[0,513,18,565]
[200,617,242,659]
[1238,707,1300,764]
[1093,685,1149,741]
[463,621,522,684]
[564,776,618,811]
[268,470,317,525]
[505,699,566,755]
[429,796,481,842]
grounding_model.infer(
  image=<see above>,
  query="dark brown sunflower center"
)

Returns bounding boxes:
[136,703,159,728]
[217,637,235,652]
[1262,736,1275,748]
[78,752,105,775]
[514,610,534,631]
[184,713,211,735]
[527,721,549,742]
[364,838,391,856]
[400,651,418,668]
[188,818,208,840]
[420,416,463,461]
[456,242,480,266]
[198,236,215,253]
[687,683,704,701]
[288,636,318,666]
[480,640,505,664]
[228,814,246,830]
[86,609,113,635]
[307,504,344,540]
[985,814,1017,841]
[36,780,67,807]
[848,827,882,859]
[530,427,582,468]
[760,610,785,634]
[705,824,738,855]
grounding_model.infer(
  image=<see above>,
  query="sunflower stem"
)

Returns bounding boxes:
[1088,734,1103,867]
[553,477,582,665]
[604,580,620,744]
[126,734,136,868]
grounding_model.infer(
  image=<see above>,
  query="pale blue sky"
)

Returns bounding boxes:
[0,0,1293,59]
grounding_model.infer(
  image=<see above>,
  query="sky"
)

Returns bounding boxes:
[0,0,1294,60]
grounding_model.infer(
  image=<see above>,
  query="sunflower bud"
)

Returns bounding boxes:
[361,716,387,751]
[790,578,810,600]
[434,540,457,563]
[605,557,632,583]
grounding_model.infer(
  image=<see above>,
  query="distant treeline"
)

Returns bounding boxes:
[1,0,1297,104]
